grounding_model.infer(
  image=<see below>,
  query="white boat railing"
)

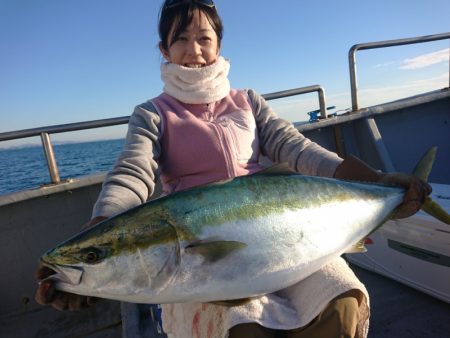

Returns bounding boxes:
[349,32,450,111]
[0,86,327,185]
[2,31,450,188]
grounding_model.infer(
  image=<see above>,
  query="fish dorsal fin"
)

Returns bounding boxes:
[345,239,367,253]
[412,146,437,181]
[185,240,247,263]
[256,162,296,175]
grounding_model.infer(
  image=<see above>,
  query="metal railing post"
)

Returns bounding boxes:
[349,46,359,111]
[40,132,60,184]
[317,87,327,119]
[263,85,328,118]
[0,85,329,188]
[349,32,450,112]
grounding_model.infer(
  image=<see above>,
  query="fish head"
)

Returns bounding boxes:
[40,236,115,294]
[40,211,180,301]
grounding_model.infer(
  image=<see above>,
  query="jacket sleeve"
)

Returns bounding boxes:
[91,101,162,218]
[247,89,342,177]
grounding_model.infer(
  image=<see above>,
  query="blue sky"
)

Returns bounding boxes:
[1,0,449,148]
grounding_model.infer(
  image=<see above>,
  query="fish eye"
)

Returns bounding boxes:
[86,251,98,263]
[80,247,104,264]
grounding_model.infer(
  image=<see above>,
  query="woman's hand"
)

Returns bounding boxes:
[34,216,107,311]
[378,172,431,219]
[35,266,98,311]
[334,155,431,219]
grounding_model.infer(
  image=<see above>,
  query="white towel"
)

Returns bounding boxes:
[162,257,370,338]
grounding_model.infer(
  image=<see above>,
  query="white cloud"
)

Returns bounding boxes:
[400,48,449,70]
[359,73,449,107]
[373,61,398,69]
[268,92,352,122]
[264,72,448,122]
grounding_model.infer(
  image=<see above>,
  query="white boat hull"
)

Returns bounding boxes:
[347,183,450,303]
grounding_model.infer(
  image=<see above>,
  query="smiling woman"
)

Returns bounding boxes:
[158,1,222,66]
[157,2,231,104]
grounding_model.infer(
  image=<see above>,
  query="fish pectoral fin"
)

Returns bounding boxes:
[185,240,246,263]
[209,298,252,307]
[345,239,367,253]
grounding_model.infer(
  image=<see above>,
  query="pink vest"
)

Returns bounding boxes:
[151,89,263,194]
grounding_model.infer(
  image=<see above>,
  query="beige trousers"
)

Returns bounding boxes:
[228,290,361,338]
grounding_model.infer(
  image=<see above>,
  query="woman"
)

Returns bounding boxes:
[36,1,430,337]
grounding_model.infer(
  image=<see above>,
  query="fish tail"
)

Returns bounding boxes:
[412,147,450,225]
[422,196,450,225]
[412,146,437,181]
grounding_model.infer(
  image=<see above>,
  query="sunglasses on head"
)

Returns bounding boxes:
[163,0,215,10]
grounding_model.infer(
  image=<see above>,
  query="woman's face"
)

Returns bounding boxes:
[161,9,220,67]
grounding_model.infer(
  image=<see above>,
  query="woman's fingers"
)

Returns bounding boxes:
[35,280,56,305]
[383,174,432,219]
[35,265,99,311]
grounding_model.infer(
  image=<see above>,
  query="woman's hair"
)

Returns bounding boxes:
[158,1,223,51]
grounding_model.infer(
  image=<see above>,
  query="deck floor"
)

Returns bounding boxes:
[351,264,450,338]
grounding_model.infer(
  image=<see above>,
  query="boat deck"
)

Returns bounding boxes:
[351,264,450,338]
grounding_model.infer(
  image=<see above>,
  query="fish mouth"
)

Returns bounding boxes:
[40,261,83,286]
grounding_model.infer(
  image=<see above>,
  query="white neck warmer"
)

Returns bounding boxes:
[161,56,231,104]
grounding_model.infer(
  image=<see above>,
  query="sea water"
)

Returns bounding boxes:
[0,139,124,195]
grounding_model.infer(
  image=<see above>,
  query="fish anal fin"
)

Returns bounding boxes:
[210,298,252,307]
[185,240,246,262]
[345,239,367,253]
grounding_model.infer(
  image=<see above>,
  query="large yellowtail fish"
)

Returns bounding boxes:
[40,148,449,303]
